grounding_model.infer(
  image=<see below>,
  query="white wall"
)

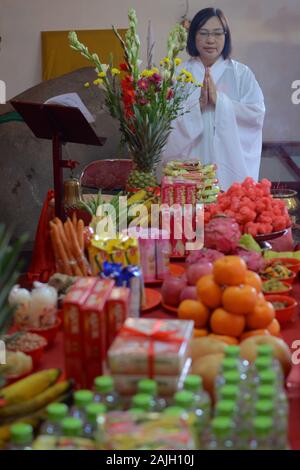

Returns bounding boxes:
[0,0,300,140]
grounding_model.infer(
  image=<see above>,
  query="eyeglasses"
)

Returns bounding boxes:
[197,30,226,39]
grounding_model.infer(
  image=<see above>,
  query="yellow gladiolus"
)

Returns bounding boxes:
[98,71,106,78]
[111,68,120,75]
[93,78,104,85]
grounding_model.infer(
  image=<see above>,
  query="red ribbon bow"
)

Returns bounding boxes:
[120,320,183,379]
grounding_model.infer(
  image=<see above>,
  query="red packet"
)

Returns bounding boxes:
[106,287,130,351]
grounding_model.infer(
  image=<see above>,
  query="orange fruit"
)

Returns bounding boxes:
[240,329,270,341]
[213,256,247,286]
[222,285,257,315]
[267,318,281,336]
[208,334,239,345]
[246,300,275,329]
[210,308,246,337]
[178,299,210,328]
[194,328,209,338]
[244,270,262,293]
[196,275,223,309]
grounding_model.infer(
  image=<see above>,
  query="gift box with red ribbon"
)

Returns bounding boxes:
[108,318,194,378]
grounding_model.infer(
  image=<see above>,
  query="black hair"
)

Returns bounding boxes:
[187,7,232,59]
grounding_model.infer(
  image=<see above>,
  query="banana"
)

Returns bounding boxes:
[0,368,61,406]
[127,190,147,206]
[0,379,72,419]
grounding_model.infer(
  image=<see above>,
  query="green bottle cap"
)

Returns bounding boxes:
[224,345,240,358]
[255,400,274,416]
[94,376,114,393]
[74,390,94,408]
[259,370,276,385]
[223,370,240,385]
[86,403,106,423]
[163,406,186,417]
[215,400,236,417]
[10,423,33,445]
[184,375,203,392]
[174,390,194,408]
[257,344,273,357]
[132,393,152,411]
[257,385,276,400]
[255,357,272,371]
[47,403,68,422]
[137,379,157,395]
[222,358,239,371]
[219,385,239,401]
[212,417,233,438]
[62,417,82,437]
[253,416,272,437]
[128,408,144,414]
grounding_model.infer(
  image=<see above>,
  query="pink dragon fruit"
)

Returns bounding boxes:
[234,248,265,273]
[204,216,242,254]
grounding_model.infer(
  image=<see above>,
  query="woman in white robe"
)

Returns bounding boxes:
[162,8,265,190]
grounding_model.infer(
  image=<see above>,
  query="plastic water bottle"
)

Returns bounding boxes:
[137,379,166,411]
[93,376,120,411]
[174,390,206,448]
[183,375,211,422]
[250,416,274,450]
[214,400,237,419]
[219,385,239,402]
[215,358,239,396]
[131,393,153,412]
[71,390,94,420]
[256,344,284,383]
[208,417,235,450]
[163,406,187,417]
[257,385,276,401]
[259,370,277,386]
[224,345,249,374]
[83,403,106,439]
[61,417,83,437]
[40,403,68,436]
[8,423,33,450]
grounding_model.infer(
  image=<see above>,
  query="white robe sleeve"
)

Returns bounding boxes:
[160,89,203,160]
[214,66,265,190]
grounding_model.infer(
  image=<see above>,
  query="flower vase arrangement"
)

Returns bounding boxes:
[69,8,201,192]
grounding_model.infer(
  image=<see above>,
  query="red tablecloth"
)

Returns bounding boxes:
[37,281,300,450]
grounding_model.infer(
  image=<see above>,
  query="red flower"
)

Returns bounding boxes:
[121,76,135,118]
[119,63,129,72]
[137,78,149,91]
[167,88,174,100]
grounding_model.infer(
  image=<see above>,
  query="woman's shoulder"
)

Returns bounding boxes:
[228,59,256,80]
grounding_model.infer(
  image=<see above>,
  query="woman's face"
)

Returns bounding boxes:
[195,16,226,65]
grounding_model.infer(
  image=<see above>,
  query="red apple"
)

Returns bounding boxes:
[180,286,198,302]
[161,275,187,307]
[187,262,213,286]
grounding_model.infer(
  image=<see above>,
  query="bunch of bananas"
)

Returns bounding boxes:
[91,189,160,233]
[0,369,72,447]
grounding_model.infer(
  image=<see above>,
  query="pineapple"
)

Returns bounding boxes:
[126,170,157,190]
[0,225,27,337]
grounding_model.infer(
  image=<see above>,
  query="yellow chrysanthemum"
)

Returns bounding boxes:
[141,69,153,78]
[111,68,120,75]
[174,58,182,66]
[98,71,106,78]
[93,78,104,85]
[84,82,90,88]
